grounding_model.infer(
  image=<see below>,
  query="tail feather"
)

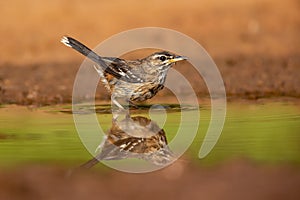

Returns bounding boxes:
[61,36,121,78]
[61,36,100,62]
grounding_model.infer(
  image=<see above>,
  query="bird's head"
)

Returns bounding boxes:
[145,51,187,71]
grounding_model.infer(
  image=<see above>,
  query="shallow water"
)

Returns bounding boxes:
[0,102,299,167]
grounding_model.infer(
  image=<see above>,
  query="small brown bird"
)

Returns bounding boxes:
[61,36,187,109]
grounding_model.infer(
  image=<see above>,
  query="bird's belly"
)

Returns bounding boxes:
[112,83,164,102]
[130,83,164,102]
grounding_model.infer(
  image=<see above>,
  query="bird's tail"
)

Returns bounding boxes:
[61,36,120,77]
[61,36,103,64]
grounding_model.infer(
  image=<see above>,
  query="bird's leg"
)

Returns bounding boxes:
[111,97,132,121]
[112,98,124,110]
[128,100,138,109]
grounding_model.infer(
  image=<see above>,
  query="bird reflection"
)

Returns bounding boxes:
[80,116,174,169]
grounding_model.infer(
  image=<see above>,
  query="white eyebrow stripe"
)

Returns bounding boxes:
[152,54,174,60]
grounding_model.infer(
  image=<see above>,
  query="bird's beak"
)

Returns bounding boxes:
[168,56,188,63]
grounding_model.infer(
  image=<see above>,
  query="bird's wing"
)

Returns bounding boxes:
[101,57,145,83]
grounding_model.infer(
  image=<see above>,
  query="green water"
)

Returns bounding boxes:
[0,102,299,167]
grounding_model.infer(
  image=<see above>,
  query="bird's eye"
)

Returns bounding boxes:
[159,56,166,61]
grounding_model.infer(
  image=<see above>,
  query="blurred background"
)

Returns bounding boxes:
[0,0,299,199]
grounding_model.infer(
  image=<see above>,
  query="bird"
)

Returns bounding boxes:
[80,116,174,169]
[61,36,187,109]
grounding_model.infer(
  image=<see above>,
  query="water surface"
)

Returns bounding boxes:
[0,102,299,167]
